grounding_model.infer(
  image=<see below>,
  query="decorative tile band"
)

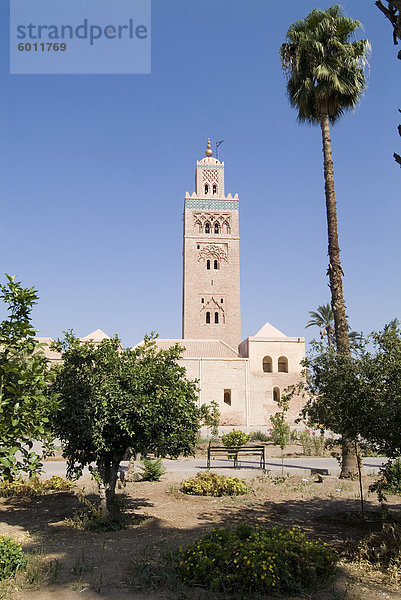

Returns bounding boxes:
[184,199,239,210]
[196,163,224,169]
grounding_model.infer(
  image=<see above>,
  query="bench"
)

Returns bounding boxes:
[207,444,266,470]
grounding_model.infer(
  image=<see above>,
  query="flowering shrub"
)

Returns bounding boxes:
[0,476,73,498]
[299,428,325,456]
[222,430,250,448]
[181,472,248,496]
[0,536,26,580]
[178,524,335,595]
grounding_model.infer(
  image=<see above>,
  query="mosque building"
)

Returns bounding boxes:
[39,141,306,429]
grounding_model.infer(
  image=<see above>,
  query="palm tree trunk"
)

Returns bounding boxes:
[320,112,358,479]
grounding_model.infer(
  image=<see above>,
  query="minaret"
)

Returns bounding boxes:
[182,139,241,350]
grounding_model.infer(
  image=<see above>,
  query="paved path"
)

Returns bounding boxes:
[43,456,386,479]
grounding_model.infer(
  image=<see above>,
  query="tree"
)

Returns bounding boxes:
[306,304,335,348]
[306,303,363,350]
[356,320,401,458]
[301,321,401,511]
[376,1,401,55]
[375,1,401,166]
[0,275,56,481]
[270,395,290,478]
[51,332,201,516]
[280,5,370,477]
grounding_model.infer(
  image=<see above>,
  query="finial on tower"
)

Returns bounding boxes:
[205,138,213,157]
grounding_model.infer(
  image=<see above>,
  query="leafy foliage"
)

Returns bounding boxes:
[0,536,26,580]
[280,5,370,125]
[222,430,250,448]
[51,333,200,515]
[178,524,335,595]
[299,429,326,456]
[0,275,56,482]
[200,400,221,438]
[369,458,401,502]
[0,476,72,498]
[249,430,270,442]
[139,458,166,481]
[181,472,248,496]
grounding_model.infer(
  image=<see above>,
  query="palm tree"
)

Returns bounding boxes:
[280,5,370,477]
[306,303,363,351]
[306,304,334,348]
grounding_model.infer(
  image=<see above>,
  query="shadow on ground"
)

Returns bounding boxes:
[0,479,400,600]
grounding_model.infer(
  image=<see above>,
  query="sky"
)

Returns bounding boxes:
[0,0,400,349]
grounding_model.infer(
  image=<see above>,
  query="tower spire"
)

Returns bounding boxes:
[205,138,213,157]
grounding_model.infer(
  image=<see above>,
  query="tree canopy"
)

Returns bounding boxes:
[51,332,201,514]
[0,275,55,481]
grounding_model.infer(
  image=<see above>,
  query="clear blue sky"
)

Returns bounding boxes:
[0,0,400,348]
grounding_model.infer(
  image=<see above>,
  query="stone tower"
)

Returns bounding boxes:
[182,140,241,350]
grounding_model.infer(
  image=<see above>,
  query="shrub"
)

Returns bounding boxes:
[0,477,73,498]
[222,430,250,448]
[369,458,401,502]
[353,521,401,584]
[66,494,129,532]
[0,536,26,580]
[181,472,248,496]
[299,429,325,456]
[139,458,167,481]
[178,524,336,595]
[249,430,270,442]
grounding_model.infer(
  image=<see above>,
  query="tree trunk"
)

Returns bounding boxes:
[97,455,122,517]
[320,112,357,479]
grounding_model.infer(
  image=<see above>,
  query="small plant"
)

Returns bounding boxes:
[299,428,325,456]
[369,458,401,502]
[178,524,336,595]
[181,472,248,496]
[139,458,167,481]
[352,521,401,585]
[200,400,221,439]
[222,430,250,448]
[66,493,129,532]
[0,536,26,580]
[249,430,270,442]
[0,476,73,498]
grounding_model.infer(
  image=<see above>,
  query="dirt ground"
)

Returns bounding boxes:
[1,459,401,600]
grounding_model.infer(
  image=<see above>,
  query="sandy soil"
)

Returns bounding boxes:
[0,463,400,600]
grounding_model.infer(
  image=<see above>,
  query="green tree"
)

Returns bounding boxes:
[280,5,370,477]
[0,275,55,481]
[200,400,221,439]
[270,395,290,477]
[51,333,200,516]
[306,303,363,350]
[306,304,335,348]
[356,320,401,458]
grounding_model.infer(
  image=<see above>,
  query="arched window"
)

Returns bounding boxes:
[205,222,211,234]
[206,259,211,270]
[223,221,230,234]
[213,184,217,195]
[224,389,231,406]
[214,260,219,270]
[214,223,220,234]
[194,220,202,233]
[214,312,219,324]
[201,298,204,303]
[206,312,210,324]
[204,184,209,195]
[278,357,288,373]
[262,356,272,373]
[273,387,280,402]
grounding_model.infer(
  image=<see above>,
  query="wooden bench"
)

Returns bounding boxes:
[207,444,266,470]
